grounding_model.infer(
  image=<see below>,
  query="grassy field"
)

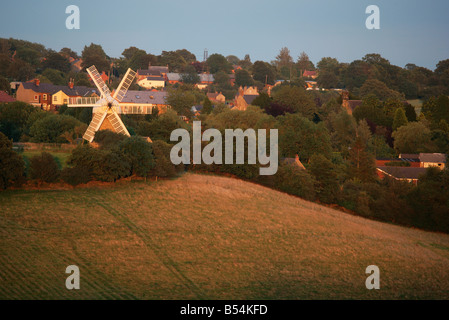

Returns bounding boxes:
[1,173,449,300]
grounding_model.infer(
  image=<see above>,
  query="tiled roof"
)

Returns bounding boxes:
[138,66,169,75]
[0,91,15,103]
[377,166,428,180]
[303,70,317,77]
[21,82,98,96]
[121,90,168,105]
[419,153,447,163]
[243,94,259,105]
[348,100,362,111]
[399,154,420,160]
[167,73,181,81]
[146,76,165,81]
[199,74,214,82]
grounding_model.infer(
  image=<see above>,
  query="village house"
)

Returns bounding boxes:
[282,154,306,170]
[233,86,259,111]
[136,65,169,89]
[16,79,98,111]
[196,73,214,90]
[375,153,447,184]
[119,90,170,115]
[167,73,181,85]
[419,153,446,169]
[303,70,318,79]
[206,92,226,104]
[341,90,362,115]
[0,91,15,103]
[376,166,428,185]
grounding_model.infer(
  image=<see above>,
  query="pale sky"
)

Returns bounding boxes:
[0,0,448,70]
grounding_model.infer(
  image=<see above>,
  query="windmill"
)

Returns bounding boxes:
[67,65,137,142]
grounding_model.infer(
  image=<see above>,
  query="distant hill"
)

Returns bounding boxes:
[1,173,449,299]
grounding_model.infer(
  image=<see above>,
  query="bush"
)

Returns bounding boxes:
[60,166,90,186]
[29,152,60,183]
[0,132,26,189]
[119,136,154,177]
[151,140,183,178]
[68,144,131,182]
[94,130,127,149]
[274,164,316,201]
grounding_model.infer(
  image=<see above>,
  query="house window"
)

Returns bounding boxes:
[63,99,68,104]
[34,95,38,101]
[54,96,58,102]
[43,94,47,100]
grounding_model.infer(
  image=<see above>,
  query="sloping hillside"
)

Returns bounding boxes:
[1,173,449,299]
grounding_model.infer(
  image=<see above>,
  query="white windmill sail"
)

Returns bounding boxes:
[83,111,108,142]
[67,65,158,143]
[113,68,137,102]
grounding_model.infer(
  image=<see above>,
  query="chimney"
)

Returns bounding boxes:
[68,78,74,89]
[295,154,299,161]
[34,78,40,86]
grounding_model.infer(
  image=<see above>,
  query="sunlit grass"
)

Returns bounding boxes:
[1,173,449,299]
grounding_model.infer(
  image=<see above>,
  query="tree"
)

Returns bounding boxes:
[206,53,232,74]
[151,140,182,178]
[251,92,272,110]
[275,47,293,70]
[360,79,403,101]
[272,86,317,120]
[297,51,310,77]
[81,43,109,72]
[352,94,384,126]
[235,69,254,87]
[317,57,340,74]
[404,104,417,122]
[327,111,357,155]
[202,97,213,115]
[276,113,332,162]
[159,51,186,72]
[29,152,60,183]
[7,59,34,81]
[407,167,449,233]
[29,114,85,143]
[128,49,156,71]
[0,75,11,94]
[0,132,25,189]
[309,154,339,203]
[121,46,140,60]
[176,49,196,64]
[166,88,196,118]
[239,54,252,69]
[42,52,71,73]
[137,109,188,142]
[392,108,408,131]
[252,61,276,85]
[94,130,127,149]
[180,64,200,84]
[226,55,240,65]
[118,136,154,178]
[42,68,66,85]
[0,101,39,141]
[274,164,316,201]
[317,70,338,89]
[392,121,435,153]
[421,95,449,128]
[348,134,376,182]
[59,47,78,59]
